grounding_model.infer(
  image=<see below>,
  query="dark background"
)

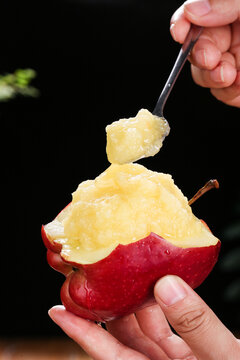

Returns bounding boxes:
[1,0,240,337]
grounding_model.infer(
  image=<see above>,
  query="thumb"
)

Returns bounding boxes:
[184,0,240,26]
[154,275,239,360]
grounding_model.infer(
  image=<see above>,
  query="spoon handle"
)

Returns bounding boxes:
[153,24,202,117]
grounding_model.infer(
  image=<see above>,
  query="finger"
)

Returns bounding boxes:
[154,276,240,360]
[170,0,240,44]
[191,51,237,88]
[230,20,240,70]
[211,71,240,107]
[170,5,191,43]
[136,304,196,360]
[189,26,231,69]
[107,314,170,360]
[184,0,240,27]
[48,306,149,360]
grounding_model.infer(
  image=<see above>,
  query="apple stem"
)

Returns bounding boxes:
[188,179,219,206]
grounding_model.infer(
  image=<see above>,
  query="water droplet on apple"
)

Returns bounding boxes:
[164,249,170,255]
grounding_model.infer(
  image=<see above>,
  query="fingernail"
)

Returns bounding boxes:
[155,276,187,306]
[195,49,208,67]
[185,0,211,17]
[48,305,65,320]
[211,64,225,83]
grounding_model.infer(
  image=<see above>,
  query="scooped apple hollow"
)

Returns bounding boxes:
[42,108,220,322]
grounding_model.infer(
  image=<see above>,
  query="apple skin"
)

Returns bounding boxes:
[42,224,221,322]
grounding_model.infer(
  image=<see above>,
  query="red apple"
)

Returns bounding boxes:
[42,211,220,322]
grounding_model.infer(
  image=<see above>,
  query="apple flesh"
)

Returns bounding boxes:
[106,109,170,164]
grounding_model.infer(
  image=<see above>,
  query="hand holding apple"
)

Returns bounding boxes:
[48,275,240,360]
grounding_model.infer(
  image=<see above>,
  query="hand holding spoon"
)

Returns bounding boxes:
[105,24,203,166]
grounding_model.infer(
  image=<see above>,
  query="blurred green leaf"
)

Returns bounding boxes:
[219,248,240,272]
[223,279,240,303]
[0,68,39,101]
[15,68,36,81]
[0,85,15,100]
[18,86,40,97]
[0,74,15,85]
[16,78,29,87]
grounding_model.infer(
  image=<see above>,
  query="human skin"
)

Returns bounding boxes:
[49,275,240,360]
[170,0,240,107]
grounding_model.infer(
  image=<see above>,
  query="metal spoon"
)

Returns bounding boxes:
[153,24,203,118]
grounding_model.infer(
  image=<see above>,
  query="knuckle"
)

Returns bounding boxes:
[176,306,209,335]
